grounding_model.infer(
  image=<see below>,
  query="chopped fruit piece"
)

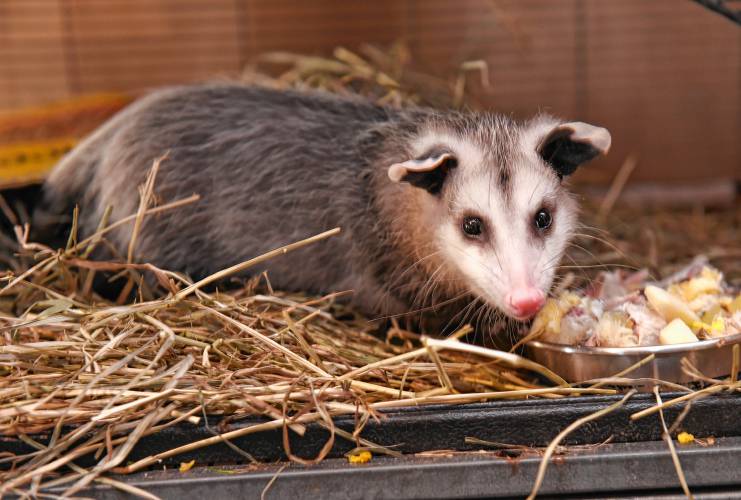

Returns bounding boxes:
[677,432,695,445]
[731,295,741,314]
[645,286,701,326]
[347,450,372,464]
[659,319,699,345]
[179,460,195,472]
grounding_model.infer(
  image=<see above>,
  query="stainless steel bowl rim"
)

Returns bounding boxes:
[527,332,741,357]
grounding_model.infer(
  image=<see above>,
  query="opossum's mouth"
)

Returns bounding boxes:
[467,284,542,323]
[476,294,541,323]
[508,310,540,322]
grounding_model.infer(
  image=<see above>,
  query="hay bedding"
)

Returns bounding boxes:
[3,189,736,499]
[0,45,737,498]
[0,182,617,497]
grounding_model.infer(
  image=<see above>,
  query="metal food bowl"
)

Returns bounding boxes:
[527,332,741,384]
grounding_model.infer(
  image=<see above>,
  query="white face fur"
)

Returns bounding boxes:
[389,116,610,321]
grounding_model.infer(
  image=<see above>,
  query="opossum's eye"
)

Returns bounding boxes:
[462,216,483,237]
[534,209,552,231]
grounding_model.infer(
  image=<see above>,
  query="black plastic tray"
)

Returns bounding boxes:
[4,391,741,469]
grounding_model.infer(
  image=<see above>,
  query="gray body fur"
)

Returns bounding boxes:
[39,84,439,318]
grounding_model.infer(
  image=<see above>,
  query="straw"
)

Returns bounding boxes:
[0,162,575,494]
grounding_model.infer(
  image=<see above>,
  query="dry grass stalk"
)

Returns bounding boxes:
[526,390,637,500]
[597,155,638,220]
[653,387,694,499]
[243,42,489,110]
[587,354,656,389]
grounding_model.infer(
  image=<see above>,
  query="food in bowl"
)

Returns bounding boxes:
[528,259,741,348]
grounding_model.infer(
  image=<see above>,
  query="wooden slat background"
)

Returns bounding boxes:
[0,0,739,185]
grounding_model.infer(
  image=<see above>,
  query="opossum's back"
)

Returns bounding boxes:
[40,84,390,283]
[93,84,392,193]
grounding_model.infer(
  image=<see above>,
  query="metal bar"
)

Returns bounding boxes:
[75,436,741,499]
[692,0,741,24]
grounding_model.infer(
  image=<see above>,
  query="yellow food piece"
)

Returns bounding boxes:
[731,295,741,314]
[347,450,372,464]
[677,432,695,445]
[688,294,721,314]
[691,320,711,332]
[700,266,722,283]
[529,293,586,344]
[179,460,195,472]
[529,299,564,337]
[692,313,726,335]
[684,277,720,300]
[701,303,723,324]
[562,292,582,307]
[659,318,699,345]
[711,316,726,335]
[645,285,701,327]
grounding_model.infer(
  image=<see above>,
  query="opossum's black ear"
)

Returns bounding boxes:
[387,153,457,195]
[538,122,611,178]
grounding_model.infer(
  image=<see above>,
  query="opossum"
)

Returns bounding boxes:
[35,83,611,330]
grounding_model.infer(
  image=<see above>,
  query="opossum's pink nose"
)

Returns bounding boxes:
[506,288,545,319]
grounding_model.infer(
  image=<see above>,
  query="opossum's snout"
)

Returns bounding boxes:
[478,255,552,322]
[505,287,546,320]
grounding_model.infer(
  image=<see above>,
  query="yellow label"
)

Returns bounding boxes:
[0,138,77,187]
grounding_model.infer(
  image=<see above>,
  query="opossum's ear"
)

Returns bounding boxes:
[538,122,611,178]
[387,153,457,195]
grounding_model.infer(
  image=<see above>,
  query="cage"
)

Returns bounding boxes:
[0,1,739,498]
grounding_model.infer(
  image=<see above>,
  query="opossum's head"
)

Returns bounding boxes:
[388,115,611,321]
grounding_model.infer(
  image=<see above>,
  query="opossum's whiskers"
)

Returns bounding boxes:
[385,249,442,297]
[393,244,440,276]
[416,262,448,312]
[565,239,613,268]
[572,231,628,256]
[370,290,470,322]
[442,295,482,334]
[555,263,642,271]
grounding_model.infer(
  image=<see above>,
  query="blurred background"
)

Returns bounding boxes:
[0,0,739,200]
